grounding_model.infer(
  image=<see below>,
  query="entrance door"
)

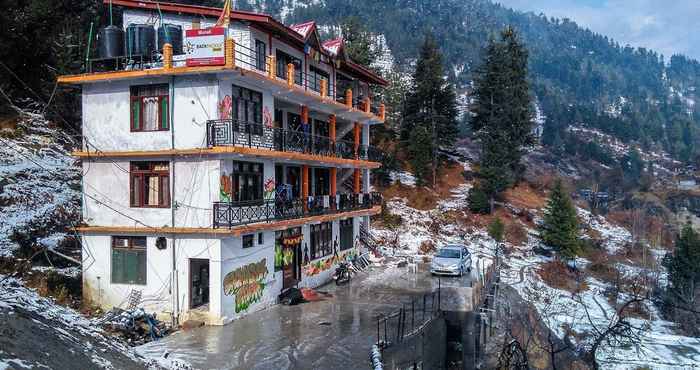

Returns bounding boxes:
[282,243,301,290]
[190,259,210,309]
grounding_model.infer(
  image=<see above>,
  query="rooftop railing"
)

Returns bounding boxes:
[212,192,383,228]
[205,119,385,162]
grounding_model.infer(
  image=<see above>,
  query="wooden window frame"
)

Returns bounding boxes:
[242,234,255,249]
[129,161,171,208]
[309,65,329,95]
[231,85,263,135]
[339,219,354,251]
[276,50,303,86]
[230,161,264,203]
[111,236,147,285]
[130,84,170,132]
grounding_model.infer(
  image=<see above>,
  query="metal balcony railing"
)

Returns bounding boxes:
[206,119,385,161]
[212,192,383,228]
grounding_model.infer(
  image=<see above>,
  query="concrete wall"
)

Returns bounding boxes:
[82,158,219,228]
[81,234,222,322]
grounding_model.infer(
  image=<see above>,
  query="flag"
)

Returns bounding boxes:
[216,0,233,28]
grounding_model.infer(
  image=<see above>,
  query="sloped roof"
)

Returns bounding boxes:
[322,38,344,58]
[290,21,316,39]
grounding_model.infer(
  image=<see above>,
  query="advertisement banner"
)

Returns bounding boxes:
[185,27,226,67]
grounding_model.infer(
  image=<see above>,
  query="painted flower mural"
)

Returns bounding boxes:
[218,95,232,120]
[264,178,275,200]
[220,174,232,202]
[303,249,357,277]
[223,259,268,313]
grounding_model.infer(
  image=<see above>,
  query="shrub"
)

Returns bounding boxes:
[468,185,491,214]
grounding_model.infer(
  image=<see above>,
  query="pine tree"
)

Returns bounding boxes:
[665,224,700,306]
[540,180,580,260]
[471,27,534,200]
[340,16,380,68]
[401,33,458,186]
[467,185,491,214]
[408,126,433,187]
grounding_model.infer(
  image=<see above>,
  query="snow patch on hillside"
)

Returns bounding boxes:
[0,113,80,257]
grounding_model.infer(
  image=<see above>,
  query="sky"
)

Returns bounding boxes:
[497,0,700,61]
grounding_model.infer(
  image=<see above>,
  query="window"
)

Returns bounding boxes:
[130,162,170,208]
[130,84,169,131]
[309,66,329,95]
[255,40,267,71]
[340,219,354,251]
[232,85,263,135]
[310,222,332,260]
[111,236,147,285]
[276,50,302,85]
[243,234,255,249]
[258,233,264,245]
[230,161,263,202]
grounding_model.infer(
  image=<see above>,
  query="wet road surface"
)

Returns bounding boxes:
[138,263,473,370]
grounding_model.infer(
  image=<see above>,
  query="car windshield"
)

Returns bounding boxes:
[436,248,461,259]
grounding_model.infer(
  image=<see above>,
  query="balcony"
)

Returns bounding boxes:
[206,120,384,162]
[212,192,383,228]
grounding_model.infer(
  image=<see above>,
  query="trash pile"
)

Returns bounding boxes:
[97,308,169,346]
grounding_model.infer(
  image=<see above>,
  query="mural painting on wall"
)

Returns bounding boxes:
[220,174,232,202]
[303,248,357,277]
[223,259,269,313]
[263,106,273,128]
[218,95,232,120]
[264,178,275,200]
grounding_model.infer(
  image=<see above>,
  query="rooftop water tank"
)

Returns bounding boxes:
[97,25,124,59]
[126,24,156,58]
[158,24,183,55]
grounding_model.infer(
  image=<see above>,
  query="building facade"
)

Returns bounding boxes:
[59,0,386,325]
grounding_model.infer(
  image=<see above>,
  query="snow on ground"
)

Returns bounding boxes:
[388,171,417,187]
[374,164,700,369]
[0,112,80,257]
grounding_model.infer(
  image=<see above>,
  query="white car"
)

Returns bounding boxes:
[430,244,472,276]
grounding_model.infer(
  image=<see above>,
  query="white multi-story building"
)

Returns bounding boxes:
[59,0,387,325]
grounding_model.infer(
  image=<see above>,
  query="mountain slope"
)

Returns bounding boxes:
[238,0,700,163]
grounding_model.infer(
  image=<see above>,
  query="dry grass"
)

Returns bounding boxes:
[504,182,548,211]
[538,260,588,293]
[381,182,438,210]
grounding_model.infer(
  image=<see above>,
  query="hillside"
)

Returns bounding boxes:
[238,0,700,164]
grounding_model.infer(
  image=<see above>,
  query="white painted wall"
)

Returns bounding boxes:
[82,158,219,228]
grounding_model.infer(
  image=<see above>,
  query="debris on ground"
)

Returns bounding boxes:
[300,288,333,302]
[98,308,169,346]
[280,287,305,305]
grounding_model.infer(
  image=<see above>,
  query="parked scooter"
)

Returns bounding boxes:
[333,262,352,285]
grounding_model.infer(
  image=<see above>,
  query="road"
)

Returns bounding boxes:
[137,262,473,370]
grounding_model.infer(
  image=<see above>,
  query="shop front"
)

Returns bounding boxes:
[275,227,303,292]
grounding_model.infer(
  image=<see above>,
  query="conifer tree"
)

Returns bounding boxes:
[540,180,580,260]
[408,126,433,186]
[401,33,459,186]
[665,224,700,308]
[471,27,534,200]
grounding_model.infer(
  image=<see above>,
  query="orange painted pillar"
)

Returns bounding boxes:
[329,115,336,141]
[353,122,361,159]
[302,165,309,210]
[330,167,337,196]
[301,106,309,125]
[353,168,361,194]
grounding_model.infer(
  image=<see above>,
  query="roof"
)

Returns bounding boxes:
[106,0,387,86]
[322,38,344,57]
[290,21,316,39]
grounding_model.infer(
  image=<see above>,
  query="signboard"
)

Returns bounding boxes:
[185,27,226,67]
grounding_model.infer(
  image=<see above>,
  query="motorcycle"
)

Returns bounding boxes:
[333,262,352,285]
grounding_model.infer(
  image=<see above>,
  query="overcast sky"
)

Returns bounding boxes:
[497,0,700,61]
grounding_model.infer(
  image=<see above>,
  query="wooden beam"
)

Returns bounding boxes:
[71,146,382,169]
[76,206,381,237]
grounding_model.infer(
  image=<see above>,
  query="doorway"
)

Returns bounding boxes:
[190,259,210,309]
[278,227,302,291]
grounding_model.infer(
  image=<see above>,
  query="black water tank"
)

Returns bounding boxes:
[158,24,183,55]
[98,25,124,59]
[126,24,156,58]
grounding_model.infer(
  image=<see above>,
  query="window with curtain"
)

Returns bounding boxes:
[310,222,332,260]
[130,161,170,208]
[111,236,147,285]
[231,161,263,202]
[232,85,263,135]
[130,84,169,131]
